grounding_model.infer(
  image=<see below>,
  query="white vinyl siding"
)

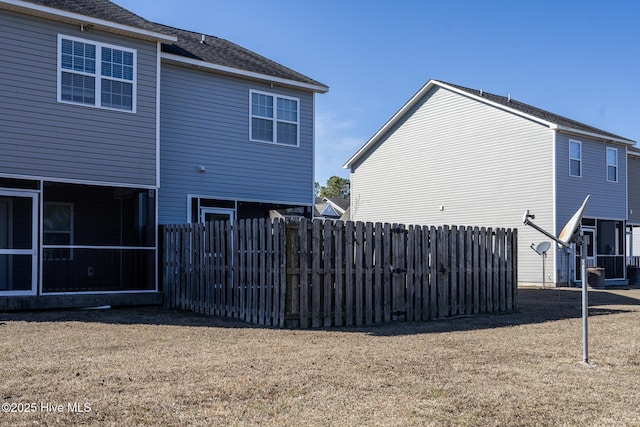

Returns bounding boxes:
[349,86,554,284]
[569,140,582,177]
[249,90,299,146]
[58,34,136,112]
[607,147,618,182]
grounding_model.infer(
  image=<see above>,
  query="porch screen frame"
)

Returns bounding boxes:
[0,189,38,296]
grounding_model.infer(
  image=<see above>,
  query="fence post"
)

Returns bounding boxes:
[355,221,364,326]
[285,220,300,328]
[510,229,518,311]
[420,226,430,321]
[334,221,344,327]
[383,223,392,322]
[464,227,473,315]
[457,226,466,315]
[311,219,322,328]
[497,228,506,312]
[374,222,383,324]
[264,219,273,327]
[364,222,374,325]
[391,224,406,321]
[412,226,423,321]
[162,225,171,308]
[323,220,333,327]
[277,219,286,327]
[405,225,415,322]
[450,225,458,316]
[505,228,513,312]
[345,221,354,326]
[490,227,497,313]
[437,225,450,318]
[257,219,266,326]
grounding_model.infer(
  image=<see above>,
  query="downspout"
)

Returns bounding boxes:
[311,92,316,219]
[155,41,161,292]
[552,130,558,285]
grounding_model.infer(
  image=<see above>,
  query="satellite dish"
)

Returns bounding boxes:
[536,241,551,254]
[558,195,591,245]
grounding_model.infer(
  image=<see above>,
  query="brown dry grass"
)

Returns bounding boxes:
[1,287,640,426]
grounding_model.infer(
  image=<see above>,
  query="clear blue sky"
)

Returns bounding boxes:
[115,0,640,185]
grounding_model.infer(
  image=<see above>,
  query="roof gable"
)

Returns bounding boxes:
[344,79,633,169]
[324,197,349,213]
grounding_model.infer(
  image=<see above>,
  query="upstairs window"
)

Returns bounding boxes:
[569,140,582,177]
[607,147,618,182]
[58,35,136,112]
[250,90,299,146]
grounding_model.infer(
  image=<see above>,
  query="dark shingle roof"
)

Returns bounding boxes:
[438,80,632,143]
[155,24,326,88]
[21,0,327,90]
[22,0,154,29]
[325,197,350,211]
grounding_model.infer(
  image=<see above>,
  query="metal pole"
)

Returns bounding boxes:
[542,252,546,289]
[580,228,589,364]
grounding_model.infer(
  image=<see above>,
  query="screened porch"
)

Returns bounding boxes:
[42,182,156,293]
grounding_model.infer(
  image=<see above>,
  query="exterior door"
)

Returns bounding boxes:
[583,227,596,267]
[0,191,38,295]
[199,207,235,223]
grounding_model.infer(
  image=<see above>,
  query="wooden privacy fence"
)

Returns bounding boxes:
[162,218,518,328]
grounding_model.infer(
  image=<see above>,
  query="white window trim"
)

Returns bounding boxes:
[607,147,618,183]
[569,139,582,178]
[57,34,137,113]
[199,207,236,224]
[249,89,300,147]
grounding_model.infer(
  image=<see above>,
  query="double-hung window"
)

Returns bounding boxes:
[569,140,582,177]
[58,35,136,112]
[607,147,618,182]
[250,90,299,146]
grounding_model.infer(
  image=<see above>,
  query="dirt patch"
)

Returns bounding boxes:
[1,287,640,426]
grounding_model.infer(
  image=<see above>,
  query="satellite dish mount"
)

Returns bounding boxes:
[530,241,551,289]
[523,195,591,364]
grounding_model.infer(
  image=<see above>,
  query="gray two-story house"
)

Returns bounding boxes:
[0,0,327,309]
[344,79,634,287]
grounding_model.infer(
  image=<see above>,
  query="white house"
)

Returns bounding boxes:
[344,79,635,286]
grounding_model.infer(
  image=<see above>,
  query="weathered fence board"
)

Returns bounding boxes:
[163,218,518,328]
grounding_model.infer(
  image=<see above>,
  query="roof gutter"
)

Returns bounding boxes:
[0,0,177,43]
[554,126,635,146]
[162,53,329,94]
[628,147,640,157]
